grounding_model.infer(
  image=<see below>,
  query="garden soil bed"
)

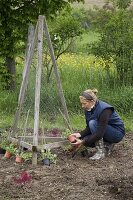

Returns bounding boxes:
[0,132,133,200]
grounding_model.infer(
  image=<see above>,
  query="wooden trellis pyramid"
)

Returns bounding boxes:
[10,15,72,165]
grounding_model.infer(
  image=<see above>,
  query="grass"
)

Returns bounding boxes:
[0,113,14,130]
[0,30,133,133]
[1,111,132,134]
[71,31,100,53]
[76,31,99,46]
[121,113,133,133]
[1,56,133,133]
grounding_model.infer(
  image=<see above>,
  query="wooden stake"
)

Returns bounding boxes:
[32,15,44,165]
[12,22,38,135]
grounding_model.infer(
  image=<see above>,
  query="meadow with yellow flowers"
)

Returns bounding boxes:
[0,49,133,132]
[57,52,133,131]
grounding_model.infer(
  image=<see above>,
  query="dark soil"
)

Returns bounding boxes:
[0,133,133,200]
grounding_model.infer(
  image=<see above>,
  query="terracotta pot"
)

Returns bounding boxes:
[15,155,23,163]
[4,151,12,159]
[67,135,77,143]
[42,158,50,166]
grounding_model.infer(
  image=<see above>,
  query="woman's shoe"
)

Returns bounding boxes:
[89,139,105,160]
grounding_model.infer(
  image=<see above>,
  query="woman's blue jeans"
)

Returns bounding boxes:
[85,119,125,145]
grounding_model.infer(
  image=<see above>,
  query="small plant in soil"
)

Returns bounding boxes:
[61,129,81,153]
[14,148,23,160]
[41,149,57,164]
[5,143,17,154]
[15,148,21,156]
[20,151,32,161]
[14,148,32,162]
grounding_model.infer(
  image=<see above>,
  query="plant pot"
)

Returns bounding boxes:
[67,135,77,143]
[0,148,6,155]
[42,158,50,166]
[4,151,12,159]
[23,147,28,151]
[15,155,23,163]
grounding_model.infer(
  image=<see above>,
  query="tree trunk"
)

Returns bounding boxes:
[5,56,16,90]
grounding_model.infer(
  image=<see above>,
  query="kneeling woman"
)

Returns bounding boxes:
[70,89,125,160]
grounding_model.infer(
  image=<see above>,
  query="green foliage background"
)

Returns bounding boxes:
[0,0,133,132]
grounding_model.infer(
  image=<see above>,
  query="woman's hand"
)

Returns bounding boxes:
[71,138,83,145]
[71,132,81,138]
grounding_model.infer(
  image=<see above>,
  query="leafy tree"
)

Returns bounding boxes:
[0,0,83,90]
[89,0,133,85]
[44,7,84,82]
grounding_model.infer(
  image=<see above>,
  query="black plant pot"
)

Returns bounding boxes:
[0,148,6,154]
[42,158,50,166]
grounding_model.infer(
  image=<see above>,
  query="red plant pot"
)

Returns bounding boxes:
[67,135,77,143]
[4,151,12,159]
[15,155,23,163]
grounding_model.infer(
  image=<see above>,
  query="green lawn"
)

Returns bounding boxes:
[74,31,99,53]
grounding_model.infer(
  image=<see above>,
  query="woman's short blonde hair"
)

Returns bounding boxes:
[80,89,98,102]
